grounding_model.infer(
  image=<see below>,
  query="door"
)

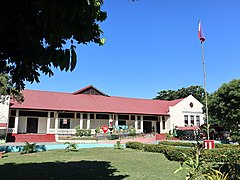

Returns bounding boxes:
[143,121,152,133]
[156,122,160,134]
[27,118,38,133]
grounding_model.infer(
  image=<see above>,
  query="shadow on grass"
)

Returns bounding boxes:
[0,160,129,179]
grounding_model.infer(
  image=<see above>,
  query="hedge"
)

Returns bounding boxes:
[126,141,240,163]
[125,142,143,150]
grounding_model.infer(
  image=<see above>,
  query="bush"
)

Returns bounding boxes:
[125,142,143,150]
[22,141,37,154]
[128,128,136,136]
[107,134,119,140]
[64,142,78,152]
[114,141,124,150]
[75,126,91,137]
[159,141,195,147]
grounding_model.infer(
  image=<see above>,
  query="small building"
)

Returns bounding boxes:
[5,85,204,142]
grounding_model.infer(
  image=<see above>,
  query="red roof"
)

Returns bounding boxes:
[10,86,184,115]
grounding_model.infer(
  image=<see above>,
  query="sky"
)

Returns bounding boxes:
[26,0,240,99]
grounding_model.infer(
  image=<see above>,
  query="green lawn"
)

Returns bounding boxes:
[0,148,187,179]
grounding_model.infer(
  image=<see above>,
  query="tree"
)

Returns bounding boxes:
[154,85,205,103]
[0,73,24,103]
[0,0,107,90]
[208,79,240,132]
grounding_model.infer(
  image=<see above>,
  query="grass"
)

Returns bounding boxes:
[0,148,187,179]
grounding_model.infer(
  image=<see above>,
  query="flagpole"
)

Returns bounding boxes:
[200,42,209,140]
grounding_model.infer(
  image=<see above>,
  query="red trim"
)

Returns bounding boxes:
[176,126,199,131]
[0,123,7,127]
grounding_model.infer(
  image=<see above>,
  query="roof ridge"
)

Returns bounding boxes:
[23,89,71,94]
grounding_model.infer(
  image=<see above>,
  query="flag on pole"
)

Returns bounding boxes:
[198,20,205,43]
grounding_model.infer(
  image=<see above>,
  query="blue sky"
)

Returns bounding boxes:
[26,0,240,99]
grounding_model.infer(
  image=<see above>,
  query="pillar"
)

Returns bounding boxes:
[14,110,19,134]
[115,114,118,127]
[47,111,51,134]
[135,115,138,131]
[87,113,91,129]
[54,112,58,133]
[80,113,83,129]
[140,115,143,133]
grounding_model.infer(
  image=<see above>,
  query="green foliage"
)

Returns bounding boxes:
[165,133,173,140]
[0,0,107,89]
[128,128,136,136]
[208,79,240,132]
[0,74,24,103]
[64,142,78,152]
[107,134,119,140]
[95,126,101,133]
[159,140,195,147]
[125,142,143,150]
[154,85,205,103]
[75,126,91,137]
[114,141,124,150]
[22,141,37,154]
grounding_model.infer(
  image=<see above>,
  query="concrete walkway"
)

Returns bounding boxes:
[98,136,157,144]
[0,136,157,146]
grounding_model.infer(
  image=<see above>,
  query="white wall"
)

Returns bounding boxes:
[0,96,10,125]
[38,117,47,133]
[70,119,79,129]
[91,119,108,129]
[18,117,27,133]
[168,95,204,131]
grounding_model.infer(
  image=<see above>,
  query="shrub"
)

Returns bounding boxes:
[128,128,136,137]
[114,141,124,150]
[22,141,37,154]
[125,142,143,150]
[159,141,195,147]
[75,126,91,137]
[107,134,119,140]
[64,142,78,152]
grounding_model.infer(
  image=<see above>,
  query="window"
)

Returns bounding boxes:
[196,116,200,126]
[184,115,188,126]
[162,120,166,130]
[96,114,109,119]
[118,120,126,126]
[137,120,141,129]
[19,110,48,117]
[50,112,54,118]
[143,116,158,121]
[60,119,70,129]
[190,116,194,125]
[10,110,16,116]
[8,117,15,128]
[58,113,74,119]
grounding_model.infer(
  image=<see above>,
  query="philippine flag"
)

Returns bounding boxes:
[198,20,206,43]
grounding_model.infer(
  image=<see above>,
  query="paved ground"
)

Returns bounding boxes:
[0,136,157,146]
[98,136,157,144]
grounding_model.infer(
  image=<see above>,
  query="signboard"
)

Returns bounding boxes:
[101,125,109,133]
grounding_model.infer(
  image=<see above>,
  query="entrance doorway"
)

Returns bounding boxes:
[27,118,38,133]
[156,122,160,134]
[143,121,152,133]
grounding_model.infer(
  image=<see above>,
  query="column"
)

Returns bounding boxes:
[80,113,83,129]
[87,113,91,129]
[135,115,138,131]
[47,111,51,134]
[140,115,144,133]
[152,121,156,133]
[14,110,19,134]
[54,112,58,133]
[115,114,118,127]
